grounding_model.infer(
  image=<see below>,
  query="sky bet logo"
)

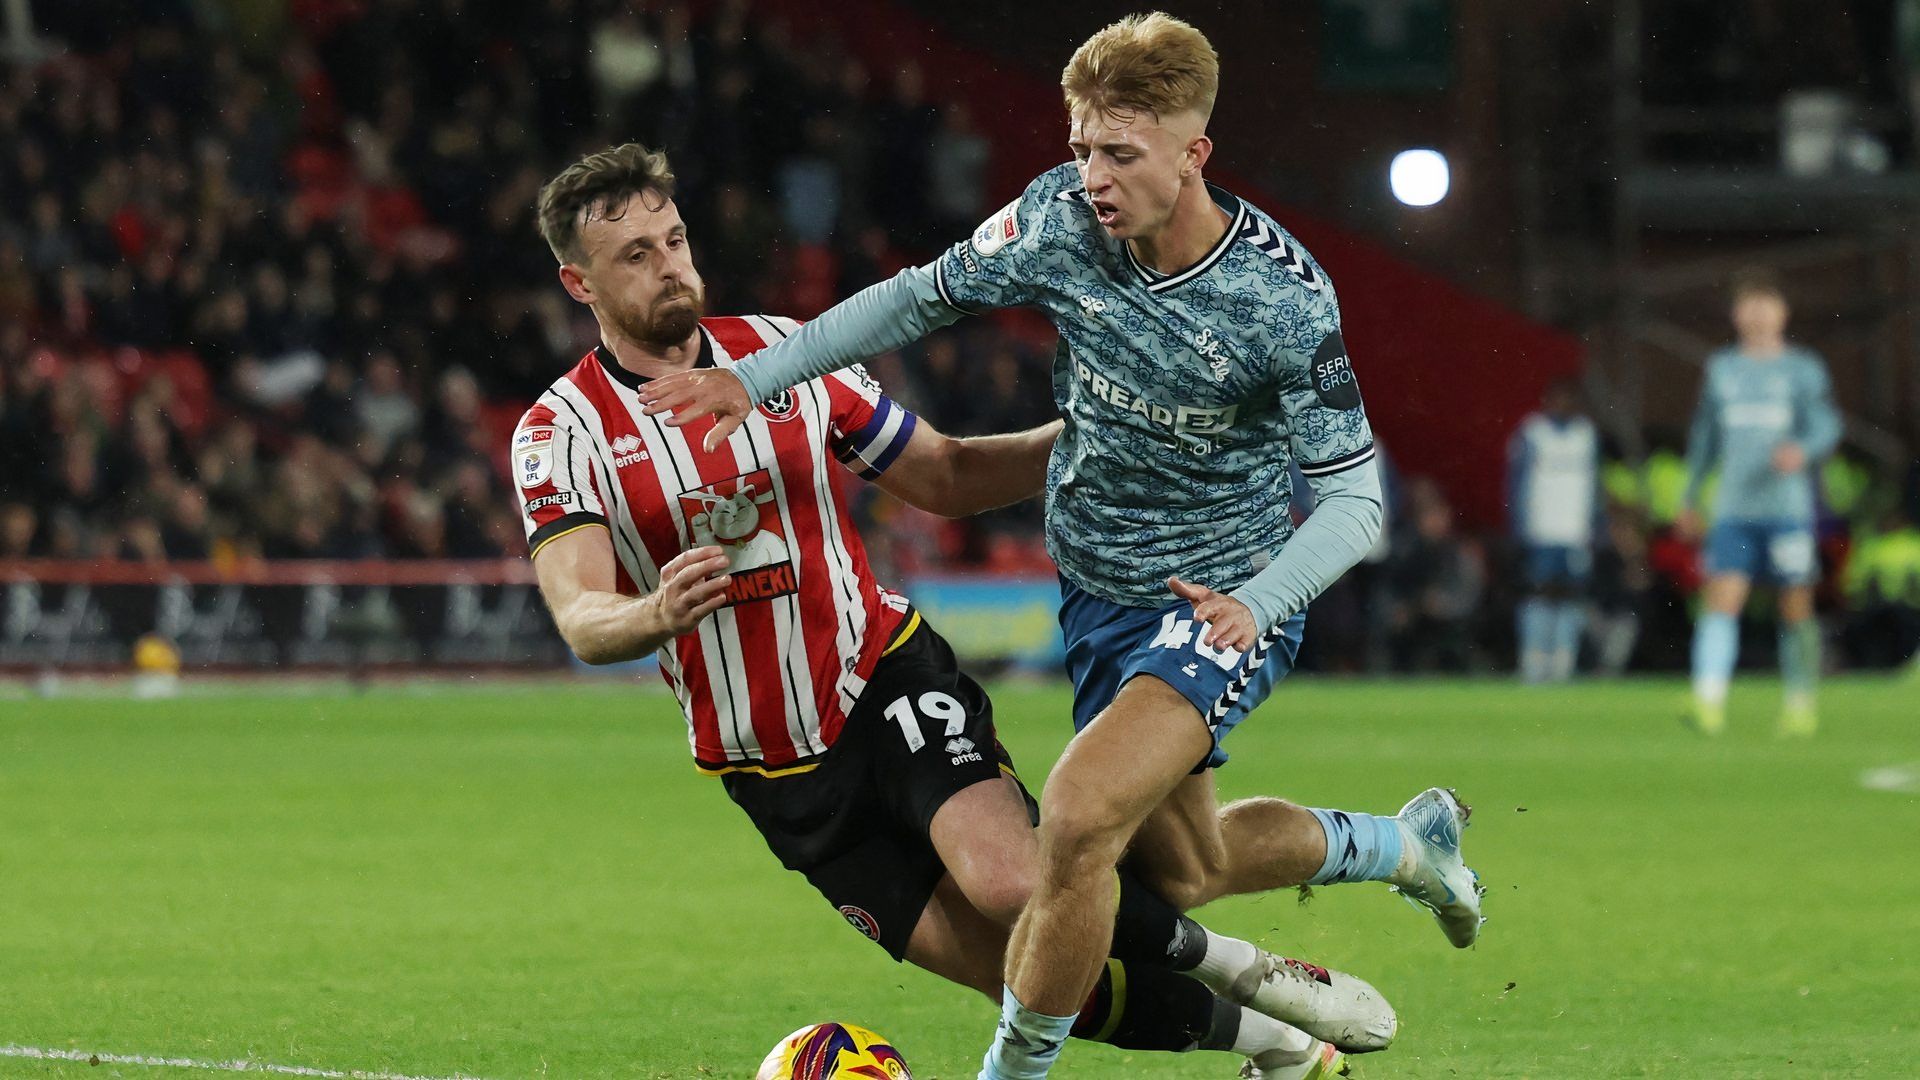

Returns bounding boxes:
[1074,359,1239,441]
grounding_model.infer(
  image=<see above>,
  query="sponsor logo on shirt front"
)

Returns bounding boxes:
[1722,402,1792,430]
[1073,359,1239,447]
[678,468,798,606]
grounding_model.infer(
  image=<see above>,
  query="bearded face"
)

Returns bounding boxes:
[605,270,705,348]
[567,191,706,351]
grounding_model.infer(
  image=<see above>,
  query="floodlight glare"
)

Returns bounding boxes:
[1390,148,1450,207]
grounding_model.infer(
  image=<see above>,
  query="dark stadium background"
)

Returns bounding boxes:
[4,6,1920,1080]
[2,0,1917,675]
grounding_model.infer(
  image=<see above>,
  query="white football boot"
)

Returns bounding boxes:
[1224,954,1396,1053]
[1389,787,1484,948]
[1239,1038,1349,1080]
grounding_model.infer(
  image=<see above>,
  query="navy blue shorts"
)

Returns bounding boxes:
[1703,518,1817,586]
[1523,544,1592,589]
[1059,577,1305,771]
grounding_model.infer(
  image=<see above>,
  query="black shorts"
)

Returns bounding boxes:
[722,613,1035,960]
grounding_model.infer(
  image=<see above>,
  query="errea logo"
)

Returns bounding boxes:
[1078,293,1108,316]
[611,434,649,468]
[946,736,983,765]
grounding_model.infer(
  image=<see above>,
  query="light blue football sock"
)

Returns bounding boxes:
[979,989,1076,1080]
[1550,600,1587,680]
[1306,807,1405,886]
[1780,619,1820,703]
[1692,612,1739,705]
[1517,598,1552,682]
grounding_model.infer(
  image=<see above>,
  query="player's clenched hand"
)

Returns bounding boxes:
[650,546,732,636]
[1771,441,1806,474]
[638,368,753,453]
[1168,575,1258,652]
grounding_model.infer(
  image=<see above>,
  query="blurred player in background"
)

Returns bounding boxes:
[516,143,1396,1080]
[1677,271,1841,736]
[638,15,1480,1079]
[1507,380,1601,683]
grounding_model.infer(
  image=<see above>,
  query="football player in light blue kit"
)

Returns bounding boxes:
[1677,271,1841,736]
[642,14,1480,1080]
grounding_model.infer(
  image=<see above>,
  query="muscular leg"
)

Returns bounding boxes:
[931,755,1394,1063]
[928,774,1039,928]
[907,872,1015,998]
[1129,770,1424,935]
[905,875,1313,1063]
[983,676,1211,1078]
[1008,676,1209,1011]
[1127,773,1327,911]
[928,769,1256,964]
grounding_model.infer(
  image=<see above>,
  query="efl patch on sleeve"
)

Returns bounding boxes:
[1310,331,1362,411]
[517,445,554,487]
[970,199,1021,257]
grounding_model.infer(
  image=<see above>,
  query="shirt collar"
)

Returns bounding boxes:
[594,328,715,391]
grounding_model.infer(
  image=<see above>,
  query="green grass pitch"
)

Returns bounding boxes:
[3,677,1916,1078]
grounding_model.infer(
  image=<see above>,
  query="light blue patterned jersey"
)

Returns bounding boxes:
[1684,345,1840,524]
[931,164,1376,608]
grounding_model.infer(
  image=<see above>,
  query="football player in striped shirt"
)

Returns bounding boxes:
[516,143,1395,1079]
[638,15,1481,1079]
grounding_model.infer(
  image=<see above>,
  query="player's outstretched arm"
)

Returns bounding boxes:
[640,267,964,453]
[533,525,731,663]
[874,418,1064,519]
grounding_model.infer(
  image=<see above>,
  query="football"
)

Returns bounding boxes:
[754,1022,913,1080]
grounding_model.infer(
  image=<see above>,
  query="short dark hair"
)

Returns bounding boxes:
[536,143,676,264]
[1728,267,1785,303]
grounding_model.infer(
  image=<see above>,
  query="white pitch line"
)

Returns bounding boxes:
[1860,763,1920,794]
[0,1045,490,1080]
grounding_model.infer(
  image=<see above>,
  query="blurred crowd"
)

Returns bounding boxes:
[3,0,1915,673]
[0,0,1045,571]
[1296,428,1920,676]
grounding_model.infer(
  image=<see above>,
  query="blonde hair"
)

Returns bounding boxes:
[1062,12,1219,123]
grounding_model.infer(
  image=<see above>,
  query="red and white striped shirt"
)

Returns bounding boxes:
[513,316,919,775]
